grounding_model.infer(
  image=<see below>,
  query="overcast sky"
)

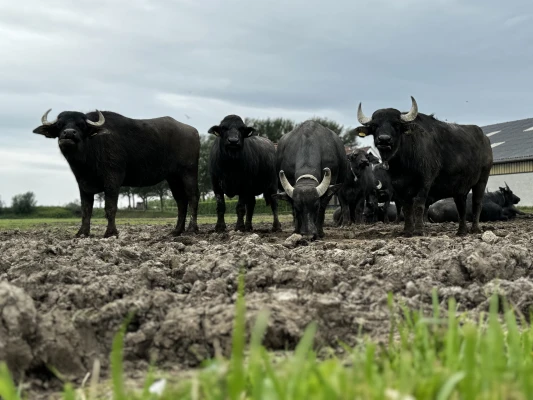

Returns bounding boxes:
[1,0,532,206]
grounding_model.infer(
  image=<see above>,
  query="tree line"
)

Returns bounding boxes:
[0,117,360,214]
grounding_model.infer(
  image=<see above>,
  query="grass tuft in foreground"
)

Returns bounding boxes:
[1,285,533,399]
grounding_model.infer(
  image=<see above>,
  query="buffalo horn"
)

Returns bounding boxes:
[400,96,418,122]
[86,110,106,127]
[41,109,56,126]
[315,168,332,197]
[279,171,294,198]
[357,103,372,125]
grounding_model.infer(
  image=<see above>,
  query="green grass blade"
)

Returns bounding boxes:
[0,363,19,400]
[110,312,134,400]
[228,270,247,400]
[436,372,466,400]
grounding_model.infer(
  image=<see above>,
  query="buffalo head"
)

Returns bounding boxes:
[500,182,520,205]
[33,109,109,154]
[277,168,340,238]
[347,150,369,180]
[353,96,419,161]
[208,115,255,153]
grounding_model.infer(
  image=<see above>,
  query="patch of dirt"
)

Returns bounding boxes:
[2,217,533,396]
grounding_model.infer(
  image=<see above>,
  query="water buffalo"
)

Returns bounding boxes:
[354,96,493,236]
[346,149,381,223]
[275,120,346,238]
[33,109,200,238]
[208,115,280,233]
[428,184,521,222]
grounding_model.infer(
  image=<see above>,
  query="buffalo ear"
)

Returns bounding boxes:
[208,125,220,137]
[33,125,59,139]
[354,126,369,138]
[272,192,291,202]
[323,183,343,199]
[245,126,256,137]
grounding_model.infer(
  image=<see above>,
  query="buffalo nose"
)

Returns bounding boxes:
[378,135,391,143]
[228,137,239,144]
[61,129,77,138]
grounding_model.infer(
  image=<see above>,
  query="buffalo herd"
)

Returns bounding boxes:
[33,97,523,240]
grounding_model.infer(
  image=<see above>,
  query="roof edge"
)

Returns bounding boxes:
[493,156,533,164]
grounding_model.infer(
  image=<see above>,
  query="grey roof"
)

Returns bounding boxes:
[481,118,533,163]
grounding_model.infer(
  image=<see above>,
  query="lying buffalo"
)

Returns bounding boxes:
[33,109,200,238]
[208,115,280,233]
[428,184,522,222]
[275,120,346,238]
[354,96,493,236]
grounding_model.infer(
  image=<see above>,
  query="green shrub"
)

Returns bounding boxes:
[11,192,37,215]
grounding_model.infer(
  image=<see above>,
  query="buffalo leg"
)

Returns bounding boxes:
[181,173,199,233]
[354,197,365,224]
[211,182,226,233]
[471,178,489,234]
[317,207,326,238]
[413,198,427,236]
[103,188,120,238]
[244,196,256,232]
[168,178,188,236]
[337,191,352,226]
[76,189,94,237]
[402,199,415,236]
[235,197,246,231]
[454,194,468,235]
[269,194,282,232]
[383,200,390,224]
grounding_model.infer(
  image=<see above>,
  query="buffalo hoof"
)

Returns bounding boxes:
[75,228,90,238]
[186,223,199,234]
[470,226,482,234]
[413,230,426,237]
[456,229,468,236]
[244,224,253,232]
[215,223,226,233]
[235,224,246,232]
[272,222,282,232]
[401,231,413,237]
[169,228,184,237]
[104,228,119,238]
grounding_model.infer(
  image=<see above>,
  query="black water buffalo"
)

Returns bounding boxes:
[208,115,280,233]
[428,184,521,222]
[372,163,395,223]
[354,97,493,236]
[33,109,200,238]
[275,120,346,238]
[346,149,381,223]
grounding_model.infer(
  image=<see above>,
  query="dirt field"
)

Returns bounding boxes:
[1,216,533,395]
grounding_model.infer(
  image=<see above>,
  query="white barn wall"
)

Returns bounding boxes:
[487,173,533,206]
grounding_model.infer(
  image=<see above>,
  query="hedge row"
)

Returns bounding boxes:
[0,199,293,219]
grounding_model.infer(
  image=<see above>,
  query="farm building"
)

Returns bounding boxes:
[482,118,533,206]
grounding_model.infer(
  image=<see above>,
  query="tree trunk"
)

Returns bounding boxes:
[127,193,131,209]
[160,195,164,212]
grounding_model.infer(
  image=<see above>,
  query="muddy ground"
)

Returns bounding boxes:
[2,216,533,396]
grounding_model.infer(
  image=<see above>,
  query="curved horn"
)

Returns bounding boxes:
[357,103,372,125]
[86,110,105,127]
[400,96,418,122]
[279,170,294,199]
[376,180,382,190]
[41,109,56,126]
[315,168,332,197]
